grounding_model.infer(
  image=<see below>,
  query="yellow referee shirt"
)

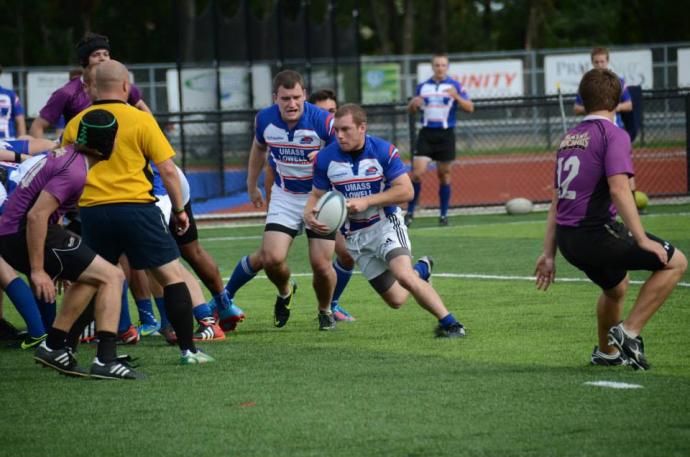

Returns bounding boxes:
[62,100,175,207]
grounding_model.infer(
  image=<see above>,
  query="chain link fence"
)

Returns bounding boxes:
[161,89,687,216]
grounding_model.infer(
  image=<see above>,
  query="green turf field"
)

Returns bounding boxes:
[1,205,689,457]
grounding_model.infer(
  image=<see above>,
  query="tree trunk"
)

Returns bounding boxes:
[180,0,196,61]
[481,0,492,46]
[15,2,24,66]
[435,0,448,52]
[401,0,415,55]
[370,1,392,54]
[524,0,544,50]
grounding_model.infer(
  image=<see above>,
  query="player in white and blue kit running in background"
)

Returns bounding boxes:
[305,104,466,337]
[0,66,26,140]
[406,54,474,227]
[224,70,342,328]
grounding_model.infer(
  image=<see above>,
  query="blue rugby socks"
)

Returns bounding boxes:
[118,281,132,333]
[154,296,170,328]
[439,184,451,218]
[5,278,45,338]
[225,255,257,299]
[135,298,157,326]
[407,181,421,216]
[330,259,353,309]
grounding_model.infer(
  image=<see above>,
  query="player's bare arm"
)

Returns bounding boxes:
[303,188,332,235]
[15,115,26,137]
[26,191,61,303]
[535,190,559,291]
[134,99,152,113]
[0,149,29,163]
[407,96,423,114]
[444,86,474,113]
[28,116,52,138]
[346,173,414,214]
[246,138,268,208]
[573,103,586,115]
[616,100,633,113]
[608,173,667,264]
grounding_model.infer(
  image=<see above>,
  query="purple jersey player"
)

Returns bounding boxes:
[0,109,144,379]
[304,103,466,336]
[535,69,687,371]
[29,32,150,138]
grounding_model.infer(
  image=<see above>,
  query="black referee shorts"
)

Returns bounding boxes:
[416,127,456,162]
[556,221,675,290]
[169,201,198,246]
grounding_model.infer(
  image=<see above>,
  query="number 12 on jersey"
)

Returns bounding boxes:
[556,156,580,200]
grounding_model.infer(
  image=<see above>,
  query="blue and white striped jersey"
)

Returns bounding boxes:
[415,77,469,129]
[313,135,406,232]
[256,102,334,195]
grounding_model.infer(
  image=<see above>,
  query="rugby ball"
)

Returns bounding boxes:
[315,191,348,233]
[505,197,533,215]
[176,165,191,205]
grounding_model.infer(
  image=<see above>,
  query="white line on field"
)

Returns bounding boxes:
[201,210,690,239]
[221,271,690,289]
[584,381,643,389]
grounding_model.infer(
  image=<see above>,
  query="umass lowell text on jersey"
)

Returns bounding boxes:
[313,136,407,232]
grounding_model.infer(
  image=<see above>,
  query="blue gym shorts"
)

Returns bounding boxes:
[79,203,180,270]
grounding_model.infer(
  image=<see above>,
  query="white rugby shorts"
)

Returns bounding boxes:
[346,209,412,280]
[265,184,310,233]
[156,194,172,224]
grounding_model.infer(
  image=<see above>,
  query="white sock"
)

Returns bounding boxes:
[598,349,621,359]
[621,323,639,339]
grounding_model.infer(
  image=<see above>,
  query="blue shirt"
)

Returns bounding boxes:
[0,86,24,139]
[415,77,469,129]
[313,135,406,232]
[256,102,333,195]
[576,77,631,128]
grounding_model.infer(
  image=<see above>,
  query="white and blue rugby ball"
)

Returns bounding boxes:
[505,197,533,215]
[315,191,348,233]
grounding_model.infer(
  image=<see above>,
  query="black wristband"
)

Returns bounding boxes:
[14,152,21,163]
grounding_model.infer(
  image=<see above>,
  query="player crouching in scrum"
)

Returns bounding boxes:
[304,103,466,337]
[535,69,687,370]
[0,109,144,379]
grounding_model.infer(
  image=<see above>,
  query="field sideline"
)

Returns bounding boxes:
[1,205,689,457]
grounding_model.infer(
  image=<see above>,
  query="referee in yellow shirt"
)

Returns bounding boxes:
[62,60,213,365]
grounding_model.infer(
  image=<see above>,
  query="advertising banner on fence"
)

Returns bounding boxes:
[544,49,653,94]
[416,59,524,99]
[166,65,272,112]
[27,72,69,117]
[678,48,690,88]
[362,63,401,104]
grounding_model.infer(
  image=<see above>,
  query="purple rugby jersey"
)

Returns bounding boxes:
[0,145,87,236]
[555,115,634,227]
[39,77,143,125]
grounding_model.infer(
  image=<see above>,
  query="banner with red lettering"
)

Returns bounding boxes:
[416,59,524,99]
